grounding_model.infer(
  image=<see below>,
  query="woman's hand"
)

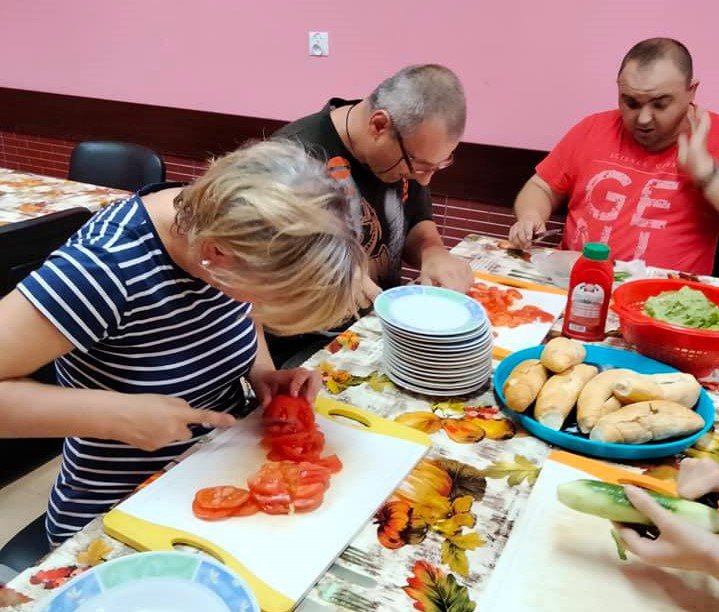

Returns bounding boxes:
[677,457,719,500]
[614,485,719,575]
[249,367,322,408]
[108,394,236,451]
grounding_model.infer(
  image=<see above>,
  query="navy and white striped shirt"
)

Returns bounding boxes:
[18,184,257,545]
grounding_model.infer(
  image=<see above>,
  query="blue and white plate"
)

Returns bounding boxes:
[493,344,715,460]
[375,286,487,336]
[376,285,494,396]
[39,551,260,612]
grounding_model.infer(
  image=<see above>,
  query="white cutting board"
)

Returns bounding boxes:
[480,452,719,611]
[104,397,430,612]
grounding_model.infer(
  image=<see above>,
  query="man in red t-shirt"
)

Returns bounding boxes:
[509,38,719,274]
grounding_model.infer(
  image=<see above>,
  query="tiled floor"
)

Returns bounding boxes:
[0,456,59,548]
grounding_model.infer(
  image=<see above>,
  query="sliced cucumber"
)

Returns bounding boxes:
[557,479,719,533]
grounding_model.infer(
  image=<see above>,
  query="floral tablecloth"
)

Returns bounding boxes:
[3,235,719,611]
[0,168,128,226]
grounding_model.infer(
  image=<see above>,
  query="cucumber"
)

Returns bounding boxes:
[557,479,719,533]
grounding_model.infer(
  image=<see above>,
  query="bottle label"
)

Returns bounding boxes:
[568,282,605,331]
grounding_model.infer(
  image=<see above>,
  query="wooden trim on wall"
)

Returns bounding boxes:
[0,86,547,206]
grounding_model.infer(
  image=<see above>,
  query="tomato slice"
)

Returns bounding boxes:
[317,454,343,474]
[294,481,327,499]
[263,395,316,436]
[294,461,331,483]
[192,499,234,521]
[260,501,291,515]
[233,500,260,516]
[268,430,325,462]
[195,486,250,510]
[293,494,324,513]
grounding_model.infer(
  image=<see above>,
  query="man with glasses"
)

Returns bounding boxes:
[266,65,472,366]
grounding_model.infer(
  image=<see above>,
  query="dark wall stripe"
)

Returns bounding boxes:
[0,87,548,206]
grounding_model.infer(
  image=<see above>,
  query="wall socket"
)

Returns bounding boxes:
[308,32,329,57]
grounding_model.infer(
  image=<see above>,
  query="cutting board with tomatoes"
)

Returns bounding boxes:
[104,396,431,612]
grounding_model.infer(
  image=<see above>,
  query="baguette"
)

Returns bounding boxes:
[613,372,701,408]
[576,368,634,434]
[503,359,549,412]
[534,364,598,430]
[540,337,586,373]
[589,400,704,444]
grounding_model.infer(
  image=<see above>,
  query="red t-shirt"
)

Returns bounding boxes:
[536,110,719,274]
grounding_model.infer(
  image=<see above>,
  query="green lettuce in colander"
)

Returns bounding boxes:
[644,286,719,330]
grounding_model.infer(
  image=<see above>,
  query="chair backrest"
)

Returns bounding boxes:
[0,207,92,298]
[68,141,165,192]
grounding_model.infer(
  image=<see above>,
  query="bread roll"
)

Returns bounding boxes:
[540,337,586,373]
[589,400,704,444]
[613,372,701,408]
[535,364,598,430]
[503,359,548,412]
[576,368,634,434]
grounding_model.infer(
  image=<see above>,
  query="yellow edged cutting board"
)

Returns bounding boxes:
[103,397,431,612]
[479,451,719,611]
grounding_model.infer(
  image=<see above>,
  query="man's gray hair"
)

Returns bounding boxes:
[367,64,466,139]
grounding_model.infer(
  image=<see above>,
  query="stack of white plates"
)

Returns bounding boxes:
[374,285,493,396]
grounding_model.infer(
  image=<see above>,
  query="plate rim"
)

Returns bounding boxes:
[40,550,260,612]
[375,285,487,336]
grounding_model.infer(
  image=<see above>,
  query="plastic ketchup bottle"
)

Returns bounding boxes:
[561,243,613,341]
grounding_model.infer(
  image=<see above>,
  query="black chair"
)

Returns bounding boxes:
[0,208,93,576]
[0,515,48,577]
[68,141,165,192]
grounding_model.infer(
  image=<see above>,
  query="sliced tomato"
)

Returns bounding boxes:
[251,491,292,505]
[192,499,234,521]
[294,481,327,499]
[195,486,250,510]
[293,494,324,513]
[232,500,260,516]
[316,454,343,474]
[248,465,288,496]
[269,430,325,462]
[260,501,291,515]
[263,395,316,436]
[294,461,332,484]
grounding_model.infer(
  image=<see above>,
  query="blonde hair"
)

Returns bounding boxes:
[173,139,366,335]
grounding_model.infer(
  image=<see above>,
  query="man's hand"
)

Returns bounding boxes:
[678,106,716,187]
[614,485,719,576]
[360,275,382,309]
[508,212,547,250]
[417,246,473,293]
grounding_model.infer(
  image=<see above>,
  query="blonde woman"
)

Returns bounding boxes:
[0,140,365,545]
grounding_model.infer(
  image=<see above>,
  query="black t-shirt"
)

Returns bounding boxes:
[275,98,433,289]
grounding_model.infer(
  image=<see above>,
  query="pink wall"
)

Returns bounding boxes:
[2,0,717,151]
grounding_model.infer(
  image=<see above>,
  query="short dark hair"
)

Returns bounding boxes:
[618,38,693,85]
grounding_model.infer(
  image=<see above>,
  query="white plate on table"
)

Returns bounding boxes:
[386,369,490,397]
[375,286,488,336]
[39,551,259,612]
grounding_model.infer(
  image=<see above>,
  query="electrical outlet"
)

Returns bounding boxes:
[308,32,329,57]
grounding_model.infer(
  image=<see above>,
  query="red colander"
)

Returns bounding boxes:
[611,279,719,377]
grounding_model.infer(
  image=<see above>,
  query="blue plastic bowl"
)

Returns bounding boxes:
[493,344,715,460]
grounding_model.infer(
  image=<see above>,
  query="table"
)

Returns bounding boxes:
[3,235,718,611]
[0,168,128,226]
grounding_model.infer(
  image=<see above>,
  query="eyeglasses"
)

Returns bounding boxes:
[389,113,455,176]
